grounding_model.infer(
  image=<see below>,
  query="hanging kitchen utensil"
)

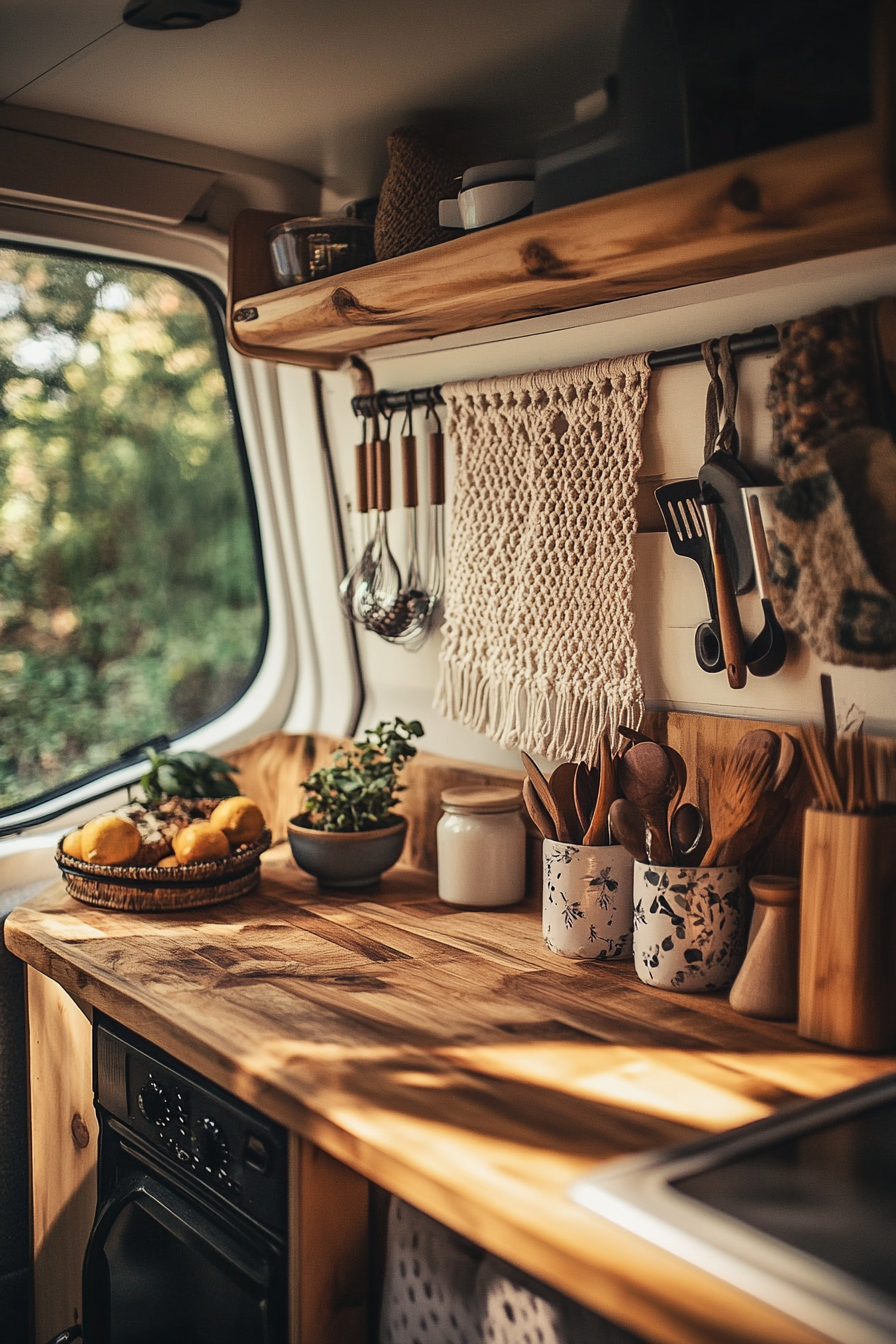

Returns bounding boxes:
[340,411,376,622]
[379,395,434,648]
[654,481,725,674]
[698,336,756,595]
[354,408,405,634]
[744,492,787,676]
[426,393,446,619]
[700,496,747,689]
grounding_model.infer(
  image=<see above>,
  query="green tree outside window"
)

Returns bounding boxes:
[0,249,265,809]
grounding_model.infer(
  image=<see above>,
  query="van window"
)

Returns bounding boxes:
[0,246,266,811]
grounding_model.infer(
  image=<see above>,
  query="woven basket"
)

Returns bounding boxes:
[55,828,272,913]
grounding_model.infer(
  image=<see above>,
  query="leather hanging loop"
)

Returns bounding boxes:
[702,335,740,460]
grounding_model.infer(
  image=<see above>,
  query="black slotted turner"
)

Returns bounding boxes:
[655,480,725,674]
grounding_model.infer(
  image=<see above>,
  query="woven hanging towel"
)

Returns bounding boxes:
[435,355,651,765]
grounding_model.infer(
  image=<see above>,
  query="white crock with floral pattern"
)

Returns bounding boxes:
[543,841,634,960]
[633,861,746,992]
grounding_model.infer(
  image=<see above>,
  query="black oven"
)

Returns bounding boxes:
[82,1016,288,1344]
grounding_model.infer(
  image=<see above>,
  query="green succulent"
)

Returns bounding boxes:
[140,748,240,802]
[301,718,423,833]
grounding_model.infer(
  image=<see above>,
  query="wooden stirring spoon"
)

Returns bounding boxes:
[608,798,649,863]
[585,736,616,846]
[670,802,704,860]
[617,741,676,864]
[521,752,567,841]
[574,762,599,840]
[550,762,582,844]
[523,778,557,841]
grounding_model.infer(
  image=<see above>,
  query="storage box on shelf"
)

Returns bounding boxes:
[227,125,896,368]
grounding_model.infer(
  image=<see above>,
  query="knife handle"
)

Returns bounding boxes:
[702,501,747,689]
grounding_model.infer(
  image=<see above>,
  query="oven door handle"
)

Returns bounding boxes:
[86,1172,271,1298]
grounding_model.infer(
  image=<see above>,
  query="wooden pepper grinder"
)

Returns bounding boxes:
[729,875,799,1020]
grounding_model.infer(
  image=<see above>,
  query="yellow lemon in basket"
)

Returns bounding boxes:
[61,830,84,860]
[208,796,265,847]
[81,815,141,866]
[157,854,180,868]
[173,821,230,865]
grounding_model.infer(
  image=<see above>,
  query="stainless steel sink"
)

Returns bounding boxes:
[571,1072,896,1344]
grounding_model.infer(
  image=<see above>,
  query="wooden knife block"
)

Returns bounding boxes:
[799,807,896,1052]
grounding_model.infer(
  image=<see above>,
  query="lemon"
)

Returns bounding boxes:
[61,830,84,860]
[172,821,230,864]
[81,815,142,866]
[157,854,180,868]
[208,796,265,846]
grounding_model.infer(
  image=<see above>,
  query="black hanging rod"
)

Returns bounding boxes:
[349,325,781,418]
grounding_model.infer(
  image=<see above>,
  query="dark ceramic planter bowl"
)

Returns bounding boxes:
[286,815,407,889]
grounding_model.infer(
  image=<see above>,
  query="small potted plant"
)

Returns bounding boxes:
[288,718,423,888]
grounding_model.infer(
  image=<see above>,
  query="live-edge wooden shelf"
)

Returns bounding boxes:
[227,124,896,370]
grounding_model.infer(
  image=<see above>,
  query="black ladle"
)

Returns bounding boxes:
[744,494,787,677]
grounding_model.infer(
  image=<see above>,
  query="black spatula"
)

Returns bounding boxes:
[655,480,724,674]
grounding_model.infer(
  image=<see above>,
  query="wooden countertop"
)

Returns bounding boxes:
[6,847,894,1344]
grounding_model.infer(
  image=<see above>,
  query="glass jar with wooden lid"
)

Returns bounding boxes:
[436,786,526,908]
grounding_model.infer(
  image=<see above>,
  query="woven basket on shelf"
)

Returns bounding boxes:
[55,828,272,913]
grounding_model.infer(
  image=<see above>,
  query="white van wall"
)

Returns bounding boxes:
[306,242,896,768]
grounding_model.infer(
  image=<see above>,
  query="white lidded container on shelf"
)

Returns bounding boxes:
[436,786,526,907]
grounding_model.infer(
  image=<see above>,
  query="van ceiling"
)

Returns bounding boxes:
[0,0,626,198]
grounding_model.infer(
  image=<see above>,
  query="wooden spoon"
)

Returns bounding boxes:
[574,762,599,839]
[772,732,802,795]
[670,802,704,859]
[521,752,567,841]
[661,743,688,824]
[617,741,676,864]
[584,736,616,846]
[523,778,557,841]
[718,790,789,865]
[550,761,582,844]
[608,798,649,863]
[704,736,779,865]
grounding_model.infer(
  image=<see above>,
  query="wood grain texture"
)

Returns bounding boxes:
[27,967,97,1344]
[290,1135,370,1344]
[227,210,344,371]
[7,851,895,1344]
[799,807,896,1051]
[227,127,896,362]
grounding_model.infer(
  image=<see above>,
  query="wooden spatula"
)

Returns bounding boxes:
[523,778,557,841]
[550,762,582,844]
[521,752,567,841]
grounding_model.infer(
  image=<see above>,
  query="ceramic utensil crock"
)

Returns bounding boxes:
[543,842,634,959]
[437,786,525,907]
[633,861,745,991]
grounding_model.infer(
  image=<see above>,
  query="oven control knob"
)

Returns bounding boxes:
[192,1117,228,1172]
[138,1078,171,1128]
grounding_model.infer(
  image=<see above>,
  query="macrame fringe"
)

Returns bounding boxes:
[434,661,643,768]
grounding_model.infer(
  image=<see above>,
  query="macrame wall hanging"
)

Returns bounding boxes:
[435,355,651,766]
